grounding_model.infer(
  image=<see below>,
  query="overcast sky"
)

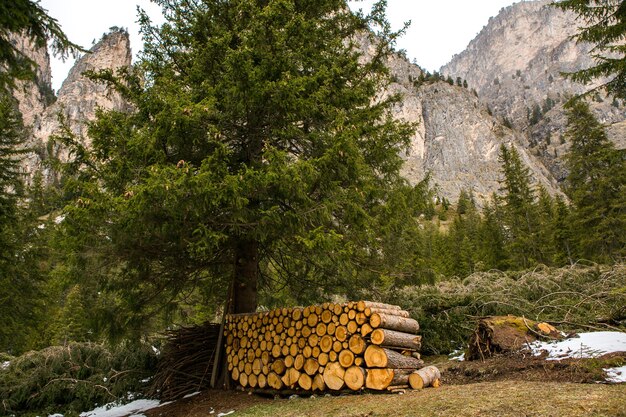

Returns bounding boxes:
[40,0,516,91]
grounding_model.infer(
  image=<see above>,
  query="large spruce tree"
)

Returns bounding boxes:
[58,0,415,335]
[563,100,625,261]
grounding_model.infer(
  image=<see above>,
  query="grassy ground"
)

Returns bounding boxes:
[236,381,626,417]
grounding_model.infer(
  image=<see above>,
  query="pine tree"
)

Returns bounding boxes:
[563,100,625,261]
[554,0,626,99]
[497,144,543,268]
[57,0,416,337]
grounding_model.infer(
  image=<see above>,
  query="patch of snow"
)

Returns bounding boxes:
[151,345,160,355]
[605,366,626,383]
[217,411,234,417]
[79,399,161,417]
[49,414,64,417]
[1,360,10,370]
[54,214,66,224]
[449,349,465,361]
[529,331,626,361]
[182,391,200,399]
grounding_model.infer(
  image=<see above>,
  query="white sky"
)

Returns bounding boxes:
[40,0,516,92]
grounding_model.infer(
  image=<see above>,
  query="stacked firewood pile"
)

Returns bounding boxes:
[225,301,440,392]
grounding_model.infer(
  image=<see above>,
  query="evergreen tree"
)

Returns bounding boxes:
[554,0,626,99]
[57,0,416,337]
[497,144,543,268]
[0,92,46,352]
[563,100,625,261]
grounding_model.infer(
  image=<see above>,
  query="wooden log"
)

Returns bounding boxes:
[369,313,419,334]
[338,350,355,368]
[365,368,412,390]
[344,366,366,390]
[367,307,410,318]
[252,358,262,375]
[239,372,249,388]
[312,373,326,392]
[257,373,267,389]
[315,322,327,337]
[289,343,298,357]
[327,322,336,336]
[232,367,240,382]
[321,309,333,324]
[271,359,286,375]
[308,333,319,347]
[307,313,319,327]
[364,345,423,369]
[320,335,333,352]
[268,372,284,390]
[347,321,358,334]
[409,366,441,390]
[284,355,294,368]
[318,352,329,366]
[303,345,312,358]
[332,340,343,353]
[248,373,258,388]
[323,362,345,391]
[360,323,373,337]
[294,354,305,371]
[335,326,348,342]
[333,304,343,316]
[370,329,422,350]
[298,373,312,390]
[348,334,366,355]
[281,367,301,388]
[304,358,319,376]
[356,301,401,312]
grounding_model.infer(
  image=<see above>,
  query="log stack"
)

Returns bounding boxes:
[225,301,437,393]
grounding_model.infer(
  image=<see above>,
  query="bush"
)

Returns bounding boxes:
[380,264,626,355]
[0,342,157,416]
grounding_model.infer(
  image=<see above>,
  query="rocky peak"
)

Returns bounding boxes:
[23,30,132,179]
[441,0,626,181]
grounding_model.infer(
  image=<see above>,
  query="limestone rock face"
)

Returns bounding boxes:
[10,33,53,130]
[441,0,626,180]
[24,31,132,179]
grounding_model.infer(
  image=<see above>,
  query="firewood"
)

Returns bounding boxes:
[409,366,441,390]
[312,373,326,392]
[268,372,284,390]
[364,346,423,369]
[281,367,301,388]
[356,301,401,312]
[344,366,366,390]
[338,349,355,368]
[335,326,348,342]
[369,313,419,334]
[298,373,313,390]
[365,369,411,390]
[271,359,286,375]
[348,334,366,355]
[320,335,333,352]
[323,362,345,390]
[258,373,267,389]
[370,329,422,350]
[316,322,327,337]
[304,358,319,376]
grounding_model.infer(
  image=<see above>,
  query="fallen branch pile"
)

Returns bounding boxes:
[225,301,439,392]
[150,323,221,400]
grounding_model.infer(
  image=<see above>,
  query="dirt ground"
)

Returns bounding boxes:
[146,352,626,417]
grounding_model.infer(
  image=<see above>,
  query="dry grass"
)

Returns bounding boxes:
[235,381,626,417]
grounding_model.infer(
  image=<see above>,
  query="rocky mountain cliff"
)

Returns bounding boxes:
[441,0,626,181]
[14,30,131,180]
[16,7,586,205]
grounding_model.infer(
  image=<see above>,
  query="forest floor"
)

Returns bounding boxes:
[144,352,626,417]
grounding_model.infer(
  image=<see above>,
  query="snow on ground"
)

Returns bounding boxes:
[529,331,626,361]
[79,399,161,417]
[605,365,626,383]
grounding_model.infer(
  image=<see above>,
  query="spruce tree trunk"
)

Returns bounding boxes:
[233,239,259,313]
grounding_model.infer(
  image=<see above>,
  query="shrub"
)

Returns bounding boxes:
[378,264,626,355]
[0,342,157,416]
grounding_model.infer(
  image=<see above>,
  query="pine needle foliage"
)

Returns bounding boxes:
[553,0,626,99]
[0,342,157,416]
[388,263,626,354]
[55,0,420,338]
